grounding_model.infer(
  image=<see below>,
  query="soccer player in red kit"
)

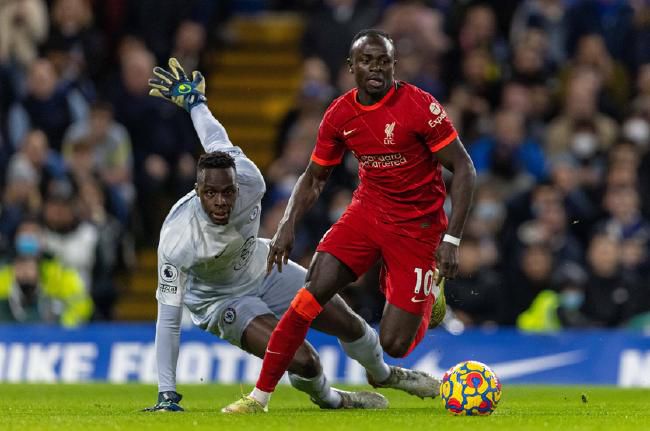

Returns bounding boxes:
[224,29,476,413]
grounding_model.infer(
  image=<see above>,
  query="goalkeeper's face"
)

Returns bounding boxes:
[196,167,238,225]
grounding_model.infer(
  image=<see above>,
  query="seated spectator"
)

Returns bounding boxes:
[510,0,568,66]
[42,180,99,291]
[599,185,650,243]
[580,233,644,327]
[0,218,92,326]
[301,0,381,79]
[6,129,67,194]
[63,101,134,224]
[170,20,207,74]
[8,57,89,151]
[469,109,547,196]
[557,33,630,115]
[0,0,48,73]
[445,235,502,326]
[546,68,619,157]
[43,0,106,82]
[505,243,555,325]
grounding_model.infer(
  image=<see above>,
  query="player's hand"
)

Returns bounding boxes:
[267,222,295,274]
[148,57,206,112]
[142,391,184,412]
[436,241,459,280]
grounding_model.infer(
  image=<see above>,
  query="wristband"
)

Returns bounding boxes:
[442,234,461,246]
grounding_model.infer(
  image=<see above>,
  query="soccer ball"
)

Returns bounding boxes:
[440,360,502,416]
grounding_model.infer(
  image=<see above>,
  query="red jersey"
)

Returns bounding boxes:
[312,81,458,226]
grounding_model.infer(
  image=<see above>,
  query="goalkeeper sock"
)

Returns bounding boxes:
[339,321,391,383]
[255,288,323,393]
[289,372,342,408]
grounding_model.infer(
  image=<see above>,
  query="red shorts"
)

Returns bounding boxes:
[316,201,445,317]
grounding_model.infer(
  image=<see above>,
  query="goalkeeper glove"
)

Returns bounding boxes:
[148,57,206,112]
[143,391,184,412]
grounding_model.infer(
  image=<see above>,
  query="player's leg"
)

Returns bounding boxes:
[363,226,443,398]
[220,266,386,412]
[262,256,392,390]
[253,212,379,401]
[241,314,386,410]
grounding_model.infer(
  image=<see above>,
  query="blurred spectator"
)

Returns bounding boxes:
[42,181,99,291]
[0,0,48,72]
[63,101,134,224]
[77,177,123,320]
[469,109,547,197]
[380,0,449,98]
[8,57,89,151]
[558,33,630,115]
[0,218,92,326]
[302,0,381,79]
[547,153,600,243]
[6,129,67,195]
[565,0,635,68]
[599,185,650,243]
[445,235,502,326]
[510,0,568,66]
[44,0,106,82]
[122,0,205,63]
[546,69,618,158]
[170,20,206,74]
[505,243,554,325]
[580,234,641,326]
[276,57,335,156]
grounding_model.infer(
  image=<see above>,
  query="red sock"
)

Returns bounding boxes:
[256,288,322,393]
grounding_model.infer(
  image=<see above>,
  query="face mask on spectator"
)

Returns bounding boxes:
[623,118,649,149]
[15,234,40,257]
[571,132,598,159]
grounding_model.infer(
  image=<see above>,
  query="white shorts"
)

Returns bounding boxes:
[206,259,307,346]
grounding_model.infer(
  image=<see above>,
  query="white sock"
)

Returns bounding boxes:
[249,387,271,407]
[289,372,342,408]
[340,321,391,383]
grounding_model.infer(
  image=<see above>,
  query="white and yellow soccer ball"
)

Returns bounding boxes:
[440,360,502,416]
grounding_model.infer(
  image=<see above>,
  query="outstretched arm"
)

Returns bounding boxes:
[148,57,232,152]
[434,138,476,279]
[267,161,335,273]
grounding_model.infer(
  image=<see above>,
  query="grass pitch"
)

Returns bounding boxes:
[4,384,650,431]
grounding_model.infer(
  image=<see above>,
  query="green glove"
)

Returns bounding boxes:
[148,57,206,112]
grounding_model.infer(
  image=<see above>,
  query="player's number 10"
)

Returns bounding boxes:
[413,267,435,295]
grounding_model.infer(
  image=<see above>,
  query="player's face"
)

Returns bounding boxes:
[349,36,395,103]
[196,167,237,225]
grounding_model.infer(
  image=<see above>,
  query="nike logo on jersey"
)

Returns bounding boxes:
[214,247,227,259]
[265,348,282,355]
[411,297,427,303]
[343,129,356,136]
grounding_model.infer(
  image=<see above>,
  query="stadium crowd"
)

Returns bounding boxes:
[0,0,649,331]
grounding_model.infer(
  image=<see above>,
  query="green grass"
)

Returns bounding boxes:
[4,384,650,431]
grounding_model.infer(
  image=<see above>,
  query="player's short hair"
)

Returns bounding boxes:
[349,29,394,57]
[197,151,236,176]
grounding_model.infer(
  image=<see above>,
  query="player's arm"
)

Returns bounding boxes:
[434,138,476,279]
[145,250,188,412]
[148,58,233,153]
[143,303,184,412]
[267,161,335,273]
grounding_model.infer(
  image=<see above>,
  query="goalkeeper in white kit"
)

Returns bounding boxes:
[143,58,440,413]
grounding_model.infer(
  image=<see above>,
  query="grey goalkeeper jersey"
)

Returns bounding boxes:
[155,104,267,330]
